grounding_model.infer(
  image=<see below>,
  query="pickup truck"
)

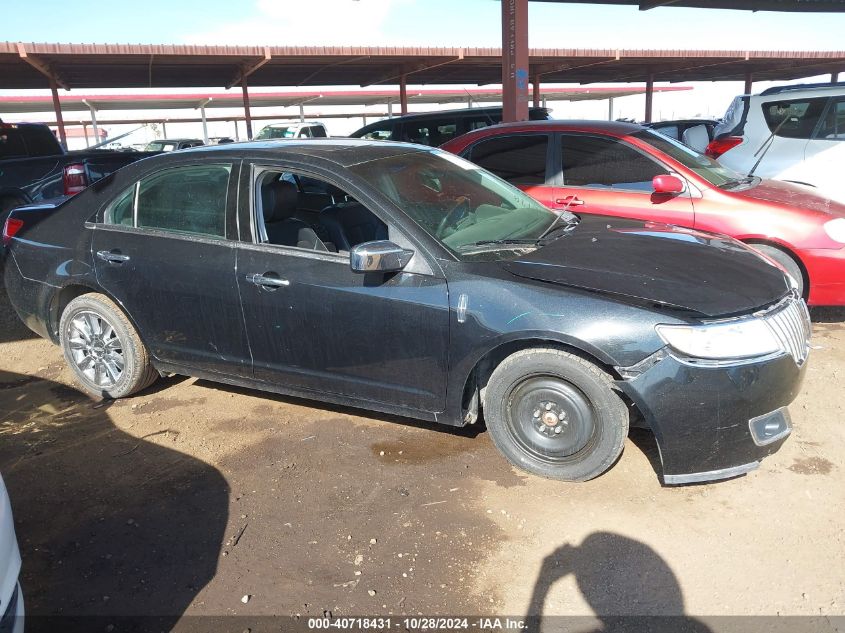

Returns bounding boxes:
[0,120,158,217]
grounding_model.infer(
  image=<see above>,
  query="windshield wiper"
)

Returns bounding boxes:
[461,238,537,249]
[718,176,756,189]
[536,213,580,244]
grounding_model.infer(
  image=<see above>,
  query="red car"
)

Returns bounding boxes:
[441,121,845,306]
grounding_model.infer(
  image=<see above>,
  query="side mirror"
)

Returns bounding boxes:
[350,240,414,274]
[653,174,686,195]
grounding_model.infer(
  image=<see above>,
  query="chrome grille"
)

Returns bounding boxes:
[762,296,812,366]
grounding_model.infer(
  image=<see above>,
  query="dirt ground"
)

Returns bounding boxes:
[1,286,844,632]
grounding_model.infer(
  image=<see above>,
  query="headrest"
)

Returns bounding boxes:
[262,179,299,222]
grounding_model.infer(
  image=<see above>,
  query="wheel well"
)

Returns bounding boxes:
[742,239,809,294]
[50,284,101,340]
[460,339,625,423]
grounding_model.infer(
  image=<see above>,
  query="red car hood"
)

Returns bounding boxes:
[736,179,845,217]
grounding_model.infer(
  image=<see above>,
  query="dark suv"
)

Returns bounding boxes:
[349,106,552,147]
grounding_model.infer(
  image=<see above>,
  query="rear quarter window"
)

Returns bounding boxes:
[762,97,829,139]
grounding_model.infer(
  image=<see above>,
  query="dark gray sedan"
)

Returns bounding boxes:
[2,140,810,483]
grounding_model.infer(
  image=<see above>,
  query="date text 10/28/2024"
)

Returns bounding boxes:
[308,617,528,630]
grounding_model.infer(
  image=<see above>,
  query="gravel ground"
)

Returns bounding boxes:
[1,286,843,631]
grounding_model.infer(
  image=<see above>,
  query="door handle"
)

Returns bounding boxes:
[555,196,585,207]
[246,273,290,289]
[96,250,130,264]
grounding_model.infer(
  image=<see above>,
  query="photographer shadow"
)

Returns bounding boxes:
[0,370,229,632]
[525,532,713,633]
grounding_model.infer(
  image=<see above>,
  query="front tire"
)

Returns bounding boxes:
[484,348,628,481]
[751,244,805,299]
[59,293,158,399]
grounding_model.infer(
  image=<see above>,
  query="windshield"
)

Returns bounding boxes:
[347,149,563,256]
[256,126,295,139]
[633,129,744,187]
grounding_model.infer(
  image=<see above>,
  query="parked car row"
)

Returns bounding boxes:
[2,136,810,486]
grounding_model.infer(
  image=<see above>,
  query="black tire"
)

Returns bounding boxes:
[484,348,628,481]
[59,293,158,399]
[751,244,805,299]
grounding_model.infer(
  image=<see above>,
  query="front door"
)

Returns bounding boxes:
[236,166,450,413]
[92,162,250,377]
[555,133,696,227]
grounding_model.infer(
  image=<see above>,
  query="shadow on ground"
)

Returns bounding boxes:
[0,370,229,631]
[525,532,713,633]
[0,286,37,344]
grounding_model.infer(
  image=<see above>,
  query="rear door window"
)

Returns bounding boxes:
[815,98,845,140]
[356,122,393,141]
[132,164,232,237]
[761,97,829,139]
[309,126,328,138]
[0,128,30,158]
[468,134,550,185]
[561,134,664,192]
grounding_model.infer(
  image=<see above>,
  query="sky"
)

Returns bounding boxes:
[1,0,843,143]
[2,0,843,49]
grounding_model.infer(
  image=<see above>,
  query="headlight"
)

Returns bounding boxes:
[656,319,780,360]
[824,218,845,244]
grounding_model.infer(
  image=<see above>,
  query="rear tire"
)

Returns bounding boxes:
[751,244,805,299]
[483,348,628,482]
[59,293,158,399]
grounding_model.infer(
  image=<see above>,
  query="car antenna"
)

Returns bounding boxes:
[463,89,496,125]
[747,114,799,178]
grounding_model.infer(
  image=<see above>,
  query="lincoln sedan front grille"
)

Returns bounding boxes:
[762,295,812,366]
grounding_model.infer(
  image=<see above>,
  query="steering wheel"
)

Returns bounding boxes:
[435,197,471,238]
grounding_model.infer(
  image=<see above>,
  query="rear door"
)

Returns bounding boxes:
[92,161,251,377]
[801,96,845,200]
[554,133,695,226]
[462,133,556,208]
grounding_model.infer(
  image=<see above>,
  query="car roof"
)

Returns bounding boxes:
[754,84,845,100]
[139,138,430,167]
[461,119,647,136]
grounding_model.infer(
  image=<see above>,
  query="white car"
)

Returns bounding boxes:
[255,121,329,140]
[0,474,23,633]
[709,83,845,203]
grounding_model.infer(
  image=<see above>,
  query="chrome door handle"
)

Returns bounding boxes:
[246,273,290,289]
[555,196,585,206]
[96,250,130,263]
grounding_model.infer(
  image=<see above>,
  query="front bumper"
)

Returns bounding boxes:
[0,583,23,633]
[617,350,807,484]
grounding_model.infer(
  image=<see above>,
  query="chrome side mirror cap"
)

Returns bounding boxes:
[350,240,414,274]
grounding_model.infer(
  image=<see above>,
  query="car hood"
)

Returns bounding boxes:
[500,217,790,318]
[737,179,845,217]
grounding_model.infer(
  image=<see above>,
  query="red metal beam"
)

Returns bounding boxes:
[502,0,529,122]
[399,75,409,115]
[241,76,253,139]
[644,71,654,123]
[49,77,67,149]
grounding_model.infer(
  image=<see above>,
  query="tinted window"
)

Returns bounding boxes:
[561,135,663,191]
[356,122,393,141]
[135,165,231,237]
[761,97,828,139]
[107,185,136,226]
[469,135,549,186]
[0,128,29,158]
[299,127,312,138]
[310,126,328,138]
[23,126,62,156]
[816,99,845,140]
[402,120,460,147]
